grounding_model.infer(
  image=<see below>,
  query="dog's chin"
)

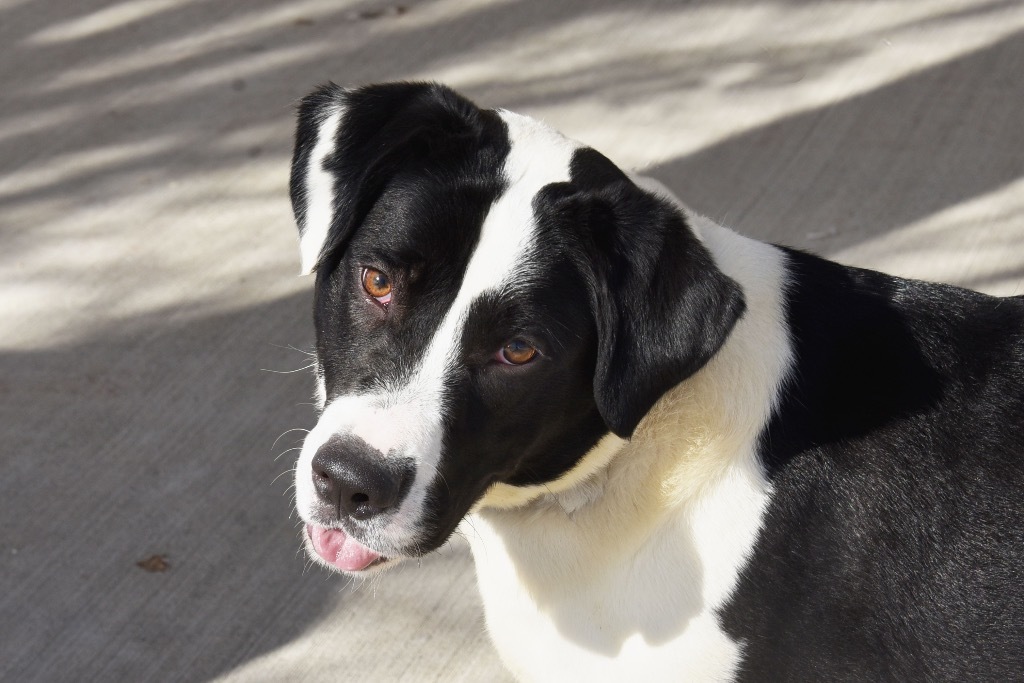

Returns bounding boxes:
[304,523,406,575]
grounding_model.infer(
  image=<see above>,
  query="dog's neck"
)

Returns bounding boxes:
[465,210,794,678]
[475,206,793,518]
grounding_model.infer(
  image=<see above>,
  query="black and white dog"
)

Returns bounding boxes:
[288,82,1024,681]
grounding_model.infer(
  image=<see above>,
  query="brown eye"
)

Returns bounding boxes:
[362,268,392,305]
[499,339,538,365]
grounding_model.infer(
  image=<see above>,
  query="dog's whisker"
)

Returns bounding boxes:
[260,363,316,375]
[273,446,303,462]
[271,470,294,487]
[271,427,310,451]
[268,342,317,358]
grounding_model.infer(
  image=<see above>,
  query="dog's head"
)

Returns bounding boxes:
[289,82,744,574]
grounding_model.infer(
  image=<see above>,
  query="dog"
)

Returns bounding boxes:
[287,82,1024,681]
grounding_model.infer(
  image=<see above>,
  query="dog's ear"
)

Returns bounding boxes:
[558,150,746,438]
[289,81,489,274]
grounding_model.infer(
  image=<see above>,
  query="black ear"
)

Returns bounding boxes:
[567,151,746,437]
[289,81,489,274]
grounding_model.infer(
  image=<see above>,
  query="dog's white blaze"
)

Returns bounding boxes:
[468,207,793,681]
[376,110,583,542]
[295,110,583,551]
[298,106,344,275]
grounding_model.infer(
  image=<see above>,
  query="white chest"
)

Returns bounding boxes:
[465,459,770,682]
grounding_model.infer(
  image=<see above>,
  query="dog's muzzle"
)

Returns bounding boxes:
[304,434,413,572]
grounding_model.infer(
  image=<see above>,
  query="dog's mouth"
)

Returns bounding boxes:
[305,523,388,573]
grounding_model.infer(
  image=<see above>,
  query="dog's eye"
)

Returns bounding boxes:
[362,268,392,306]
[498,339,538,365]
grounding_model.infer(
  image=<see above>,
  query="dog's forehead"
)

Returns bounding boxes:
[391,112,583,385]
[463,110,582,291]
[496,109,581,180]
[315,108,588,390]
[349,109,583,296]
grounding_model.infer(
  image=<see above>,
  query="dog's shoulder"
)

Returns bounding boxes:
[764,245,1024,472]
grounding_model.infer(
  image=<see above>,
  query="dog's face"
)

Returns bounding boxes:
[289,82,744,574]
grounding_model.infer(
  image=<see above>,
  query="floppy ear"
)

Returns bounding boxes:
[290,82,347,275]
[289,81,489,274]
[565,151,746,437]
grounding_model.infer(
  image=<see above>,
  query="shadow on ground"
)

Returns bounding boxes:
[0,291,335,681]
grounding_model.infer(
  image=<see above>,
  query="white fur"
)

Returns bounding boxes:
[298,106,344,275]
[466,197,794,681]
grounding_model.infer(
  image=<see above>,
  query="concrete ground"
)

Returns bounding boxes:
[2,0,1022,681]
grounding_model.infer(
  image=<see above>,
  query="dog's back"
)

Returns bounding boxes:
[722,248,1024,680]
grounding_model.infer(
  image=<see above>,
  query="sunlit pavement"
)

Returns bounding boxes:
[2,1,1022,680]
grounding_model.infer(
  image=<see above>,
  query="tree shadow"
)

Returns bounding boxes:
[647,30,1024,255]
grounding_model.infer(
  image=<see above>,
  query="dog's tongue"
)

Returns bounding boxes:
[308,524,381,572]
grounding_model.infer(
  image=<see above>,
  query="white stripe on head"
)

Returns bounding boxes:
[299,106,344,275]
[402,111,583,408]
[376,111,584,531]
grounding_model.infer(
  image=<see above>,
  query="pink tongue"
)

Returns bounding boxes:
[308,524,382,572]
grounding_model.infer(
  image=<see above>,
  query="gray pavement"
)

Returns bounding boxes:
[2,1,1022,681]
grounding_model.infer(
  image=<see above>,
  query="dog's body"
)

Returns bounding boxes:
[288,82,1024,681]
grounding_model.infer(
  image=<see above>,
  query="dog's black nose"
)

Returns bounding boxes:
[311,435,409,522]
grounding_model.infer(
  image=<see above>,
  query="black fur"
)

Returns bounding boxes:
[723,249,1024,680]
